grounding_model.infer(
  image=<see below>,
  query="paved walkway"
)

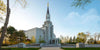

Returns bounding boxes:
[39,47,63,50]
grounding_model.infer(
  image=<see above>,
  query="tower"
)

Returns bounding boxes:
[46,3,50,21]
[42,3,54,44]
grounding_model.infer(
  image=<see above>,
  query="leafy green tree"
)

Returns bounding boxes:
[76,37,85,43]
[0,26,10,45]
[87,38,95,44]
[6,26,17,44]
[69,37,72,43]
[9,30,26,44]
[77,32,87,43]
[77,32,87,39]
[0,0,10,48]
[73,36,76,43]
[72,0,91,8]
[17,30,26,42]
[9,31,19,44]
[7,26,17,35]
[0,0,26,48]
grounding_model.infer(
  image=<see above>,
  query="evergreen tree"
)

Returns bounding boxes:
[73,36,76,43]
[69,37,72,43]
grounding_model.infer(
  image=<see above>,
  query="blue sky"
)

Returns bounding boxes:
[0,0,100,37]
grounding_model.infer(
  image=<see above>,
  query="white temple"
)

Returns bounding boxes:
[25,3,59,44]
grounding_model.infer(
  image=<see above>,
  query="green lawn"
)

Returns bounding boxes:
[62,48,100,50]
[0,48,40,50]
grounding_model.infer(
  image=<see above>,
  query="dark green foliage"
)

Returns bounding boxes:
[0,48,40,50]
[6,26,26,44]
[39,35,45,43]
[17,30,26,42]
[7,26,17,35]
[87,38,96,44]
[2,44,9,46]
[69,37,73,43]
[76,37,86,43]
[9,30,26,44]
[72,0,92,8]
[9,31,18,43]
[6,26,17,43]
[0,48,11,50]
[68,42,76,44]
[63,48,100,50]
[39,40,45,43]
[76,32,87,43]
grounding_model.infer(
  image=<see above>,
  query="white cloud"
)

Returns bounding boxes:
[65,8,100,26]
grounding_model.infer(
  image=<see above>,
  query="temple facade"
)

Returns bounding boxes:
[25,3,59,44]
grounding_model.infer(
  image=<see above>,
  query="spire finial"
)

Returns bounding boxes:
[46,2,50,21]
[47,2,49,7]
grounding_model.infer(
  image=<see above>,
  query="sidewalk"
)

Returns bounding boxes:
[39,47,63,50]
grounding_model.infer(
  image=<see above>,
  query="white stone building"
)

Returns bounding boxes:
[25,3,59,44]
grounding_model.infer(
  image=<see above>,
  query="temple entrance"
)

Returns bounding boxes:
[50,40,55,44]
[52,40,55,44]
[50,39,60,44]
[41,39,61,47]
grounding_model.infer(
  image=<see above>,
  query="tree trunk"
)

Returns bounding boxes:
[0,0,10,48]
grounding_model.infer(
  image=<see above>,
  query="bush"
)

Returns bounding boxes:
[68,42,76,44]
[39,40,45,43]
[96,41,100,44]
[2,44,9,46]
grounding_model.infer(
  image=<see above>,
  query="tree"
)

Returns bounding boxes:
[0,27,10,45]
[94,33,98,41]
[8,30,26,44]
[87,38,95,44]
[9,31,19,44]
[6,26,17,44]
[73,36,76,43]
[17,30,26,42]
[0,17,4,23]
[66,36,69,43]
[77,32,87,43]
[97,33,100,41]
[69,37,72,43]
[7,26,16,35]
[31,36,36,43]
[77,32,87,39]
[0,0,10,48]
[72,0,92,8]
[3,33,10,45]
[0,0,26,48]
[76,37,85,43]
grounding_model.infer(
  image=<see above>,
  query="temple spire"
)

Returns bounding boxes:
[46,2,50,21]
[47,2,49,7]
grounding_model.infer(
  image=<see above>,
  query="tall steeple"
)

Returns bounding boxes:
[42,2,54,44]
[46,2,50,21]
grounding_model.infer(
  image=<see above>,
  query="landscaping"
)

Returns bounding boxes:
[62,48,100,50]
[0,48,40,50]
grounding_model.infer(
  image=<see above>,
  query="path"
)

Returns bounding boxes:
[39,47,63,50]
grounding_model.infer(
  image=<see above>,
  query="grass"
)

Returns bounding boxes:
[0,48,40,50]
[62,48,100,50]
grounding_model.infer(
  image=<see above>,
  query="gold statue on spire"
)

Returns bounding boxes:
[47,2,49,7]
